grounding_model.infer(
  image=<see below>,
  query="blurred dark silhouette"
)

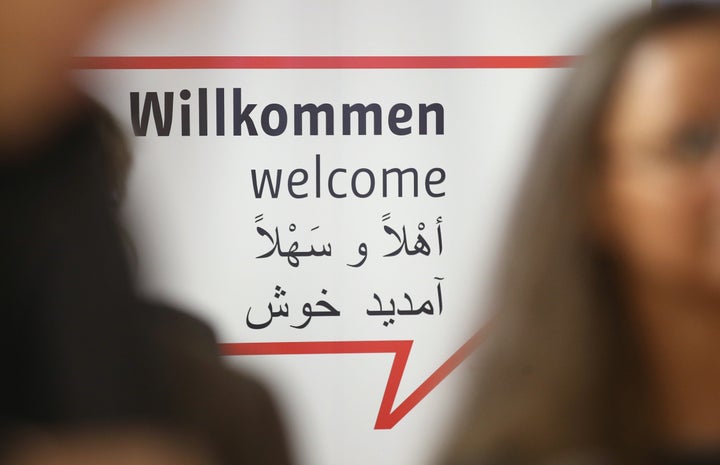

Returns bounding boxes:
[442,4,720,465]
[0,1,293,463]
[0,96,294,465]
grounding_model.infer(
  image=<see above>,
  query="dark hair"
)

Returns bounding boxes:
[443,4,720,465]
[84,97,138,268]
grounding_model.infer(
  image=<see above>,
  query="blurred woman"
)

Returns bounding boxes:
[444,4,720,465]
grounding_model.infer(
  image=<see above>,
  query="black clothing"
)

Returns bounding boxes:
[0,100,292,464]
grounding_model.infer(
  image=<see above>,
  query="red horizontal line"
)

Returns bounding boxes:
[72,55,575,70]
[219,327,490,429]
[220,339,411,356]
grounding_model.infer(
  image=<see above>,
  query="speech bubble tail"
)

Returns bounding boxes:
[220,326,489,430]
[373,327,488,429]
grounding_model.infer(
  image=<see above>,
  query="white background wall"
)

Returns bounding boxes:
[78,2,649,464]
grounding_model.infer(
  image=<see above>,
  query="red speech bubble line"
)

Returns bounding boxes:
[220,326,489,429]
[75,55,513,426]
[72,55,575,70]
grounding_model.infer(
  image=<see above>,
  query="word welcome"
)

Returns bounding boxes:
[251,154,446,199]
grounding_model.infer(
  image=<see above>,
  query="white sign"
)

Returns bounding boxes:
[77,1,648,464]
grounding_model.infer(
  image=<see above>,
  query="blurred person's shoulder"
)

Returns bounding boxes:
[140,301,219,356]
[447,449,617,465]
[540,452,617,465]
[138,299,295,465]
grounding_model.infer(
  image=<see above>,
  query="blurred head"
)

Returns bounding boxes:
[444,4,720,465]
[0,0,127,149]
[599,15,720,302]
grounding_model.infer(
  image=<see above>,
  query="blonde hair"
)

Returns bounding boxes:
[443,5,720,465]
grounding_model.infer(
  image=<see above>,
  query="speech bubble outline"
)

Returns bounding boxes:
[74,54,569,429]
[220,325,488,429]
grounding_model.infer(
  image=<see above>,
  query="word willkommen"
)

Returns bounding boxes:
[130,88,445,137]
